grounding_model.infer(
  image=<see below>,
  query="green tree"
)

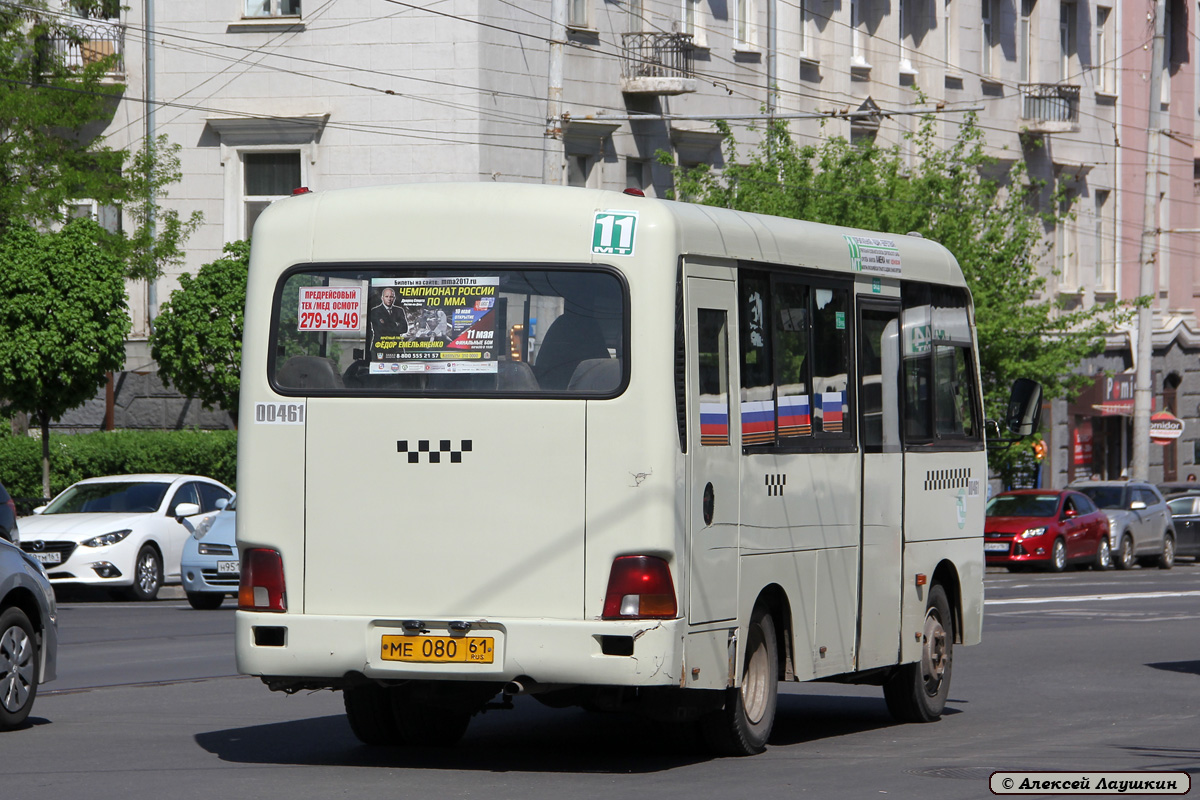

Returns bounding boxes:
[0,2,126,233]
[0,5,200,279]
[663,115,1129,482]
[150,241,250,426]
[0,219,131,497]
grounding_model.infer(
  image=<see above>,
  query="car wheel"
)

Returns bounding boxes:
[185,591,225,610]
[1158,534,1175,570]
[884,584,953,723]
[0,607,39,730]
[127,545,163,601]
[702,609,779,756]
[1116,534,1136,570]
[1092,538,1112,571]
[1049,538,1067,572]
[344,684,403,745]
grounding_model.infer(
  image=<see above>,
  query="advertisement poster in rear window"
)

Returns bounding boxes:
[368,277,499,374]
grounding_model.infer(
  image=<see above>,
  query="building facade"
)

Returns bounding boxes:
[45,1,1199,480]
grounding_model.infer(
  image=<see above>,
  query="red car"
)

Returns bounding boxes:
[984,489,1112,572]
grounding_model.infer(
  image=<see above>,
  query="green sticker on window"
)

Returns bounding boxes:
[872,277,882,293]
[592,211,638,256]
[835,311,846,330]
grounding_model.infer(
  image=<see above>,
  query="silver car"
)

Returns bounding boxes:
[0,538,58,729]
[1070,481,1175,569]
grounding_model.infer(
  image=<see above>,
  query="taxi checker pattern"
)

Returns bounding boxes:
[924,467,971,491]
[397,439,473,464]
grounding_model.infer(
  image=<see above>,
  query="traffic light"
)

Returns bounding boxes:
[1032,440,1047,461]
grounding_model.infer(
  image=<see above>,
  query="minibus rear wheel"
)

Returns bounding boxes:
[701,609,778,756]
[344,684,403,745]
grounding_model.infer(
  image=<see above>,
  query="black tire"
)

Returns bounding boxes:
[127,545,162,600]
[392,696,472,747]
[1158,534,1175,570]
[0,606,39,730]
[1048,538,1067,572]
[883,584,953,723]
[1092,538,1112,571]
[185,591,225,610]
[702,610,779,756]
[1116,534,1136,570]
[344,684,403,745]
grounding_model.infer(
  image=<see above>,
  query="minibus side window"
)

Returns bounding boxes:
[739,272,775,446]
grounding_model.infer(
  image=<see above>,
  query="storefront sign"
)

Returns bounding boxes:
[1150,410,1185,445]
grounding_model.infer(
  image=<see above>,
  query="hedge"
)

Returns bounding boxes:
[0,430,237,513]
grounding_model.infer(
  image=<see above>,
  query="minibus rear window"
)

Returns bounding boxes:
[269,266,627,396]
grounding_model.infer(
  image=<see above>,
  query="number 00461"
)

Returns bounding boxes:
[380,635,495,664]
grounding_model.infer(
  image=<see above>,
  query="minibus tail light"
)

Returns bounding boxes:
[602,556,677,619]
[239,548,287,612]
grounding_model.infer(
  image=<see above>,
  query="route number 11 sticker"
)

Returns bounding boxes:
[592,210,639,257]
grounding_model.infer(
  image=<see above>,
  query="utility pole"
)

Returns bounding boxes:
[1131,0,1166,480]
[543,0,566,186]
[145,0,157,326]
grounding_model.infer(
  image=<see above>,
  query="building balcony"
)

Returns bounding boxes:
[1018,83,1080,133]
[620,32,697,95]
[49,18,125,79]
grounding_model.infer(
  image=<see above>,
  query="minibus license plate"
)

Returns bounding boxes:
[381,635,495,664]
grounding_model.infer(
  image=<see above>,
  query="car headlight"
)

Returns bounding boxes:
[82,529,132,548]
[192,515,216,540]
[1020,527,1048,539]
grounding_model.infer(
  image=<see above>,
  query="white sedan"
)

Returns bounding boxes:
[18,474,234,600]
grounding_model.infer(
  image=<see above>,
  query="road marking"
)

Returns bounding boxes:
[986,590,1200,606]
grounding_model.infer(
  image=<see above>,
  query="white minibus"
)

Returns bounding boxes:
[235,183,1037,754]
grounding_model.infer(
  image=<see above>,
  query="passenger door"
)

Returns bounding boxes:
[686,277,740,624]
[856,300,903,670]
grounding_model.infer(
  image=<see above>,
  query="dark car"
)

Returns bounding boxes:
[1165,492,1200,560]
[0,480,17,545]
[0,537,58,729]
[984,489,1112,572]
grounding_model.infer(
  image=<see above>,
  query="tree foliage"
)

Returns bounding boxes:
[663,114,1128,415]
[0,4,200,279]
[150,241,250,425]
[0,219,131,496]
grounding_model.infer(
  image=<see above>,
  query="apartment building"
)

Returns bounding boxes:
[47,1,1199,481]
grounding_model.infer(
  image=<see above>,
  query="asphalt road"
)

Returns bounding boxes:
[7,565,1199,800]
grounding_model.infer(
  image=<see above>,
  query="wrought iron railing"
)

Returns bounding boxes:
[1018,83,1080,124]
[49,19,125,75]
[620,32,695,81]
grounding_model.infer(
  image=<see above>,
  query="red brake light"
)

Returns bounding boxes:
[238,548,287,612]
[602,555,677,619]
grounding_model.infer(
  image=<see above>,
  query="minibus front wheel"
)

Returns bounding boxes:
[883,583,953,723]
[701,609,778,756]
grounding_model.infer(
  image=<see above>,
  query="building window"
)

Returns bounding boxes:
[944,0,959,72]
[67,200,121,233]
[1019,0,1035,83]
[1059,1,1076,82]
[1094,190,1115,292]
[735,0,755,48]
[567,155,593,187]
[680,0,706,46]
[851,0,870,66]
[626,158,647,193]
[1095,6,1115,93]
[899,0,916,74]
[981,0,995,76]
[627,0,645,32]
[1057,193,1078,292]
[243,151,302,238]
[244,0,300,17]
[568,0,590,29]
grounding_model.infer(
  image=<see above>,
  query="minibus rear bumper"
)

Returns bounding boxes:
[235,611,687,688]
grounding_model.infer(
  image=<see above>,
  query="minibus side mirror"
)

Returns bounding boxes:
[1005,379,1043,437]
